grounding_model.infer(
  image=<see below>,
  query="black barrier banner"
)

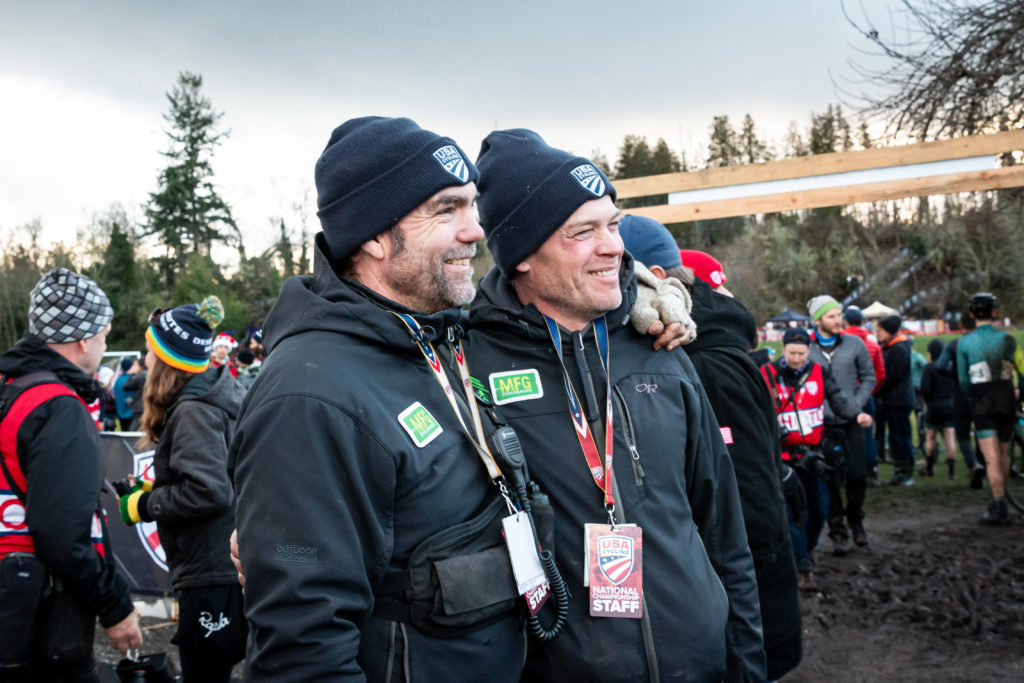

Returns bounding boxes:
[99,433,172,596]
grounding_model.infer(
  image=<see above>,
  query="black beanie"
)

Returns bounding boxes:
[314,117,479,261]
[878,314,902,335]
[782,327,811,346]
[843,306,864,325]
[146,296,224,373]
[476,129,616,277]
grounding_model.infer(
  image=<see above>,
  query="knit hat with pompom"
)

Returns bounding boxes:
[146,296,225,373]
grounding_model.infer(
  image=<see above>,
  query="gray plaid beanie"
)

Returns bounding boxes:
[28,268,113,343]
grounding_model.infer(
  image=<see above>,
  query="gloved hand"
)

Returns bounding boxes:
[631,262,697,349]
[118,478,151,526]
[780,463,807,527]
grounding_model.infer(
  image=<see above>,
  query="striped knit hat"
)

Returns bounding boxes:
[145,296,224,373]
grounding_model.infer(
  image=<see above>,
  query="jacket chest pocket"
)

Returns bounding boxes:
[612,374,689,509]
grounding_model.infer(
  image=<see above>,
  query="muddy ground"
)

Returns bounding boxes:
[92,463,1023,682]
[786,464,1024,683]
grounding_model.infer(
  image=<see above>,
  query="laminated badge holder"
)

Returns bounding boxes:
[543,316,644,620]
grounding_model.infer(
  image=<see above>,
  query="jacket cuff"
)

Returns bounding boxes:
[136,491,153,522]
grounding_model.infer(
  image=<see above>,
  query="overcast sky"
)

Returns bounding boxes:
[0,0,900,253]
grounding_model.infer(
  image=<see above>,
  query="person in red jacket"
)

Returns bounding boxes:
[762,328,871,587]
[842,305,885,484]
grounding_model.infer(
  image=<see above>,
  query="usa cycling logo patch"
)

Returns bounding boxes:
[433,146,469,183]
[570,164,605,197]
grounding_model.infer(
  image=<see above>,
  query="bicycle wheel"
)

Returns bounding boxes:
[1006,413,1024,514]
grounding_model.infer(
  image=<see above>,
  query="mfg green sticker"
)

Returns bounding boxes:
[398,402,442,447]
[489,369,544,405]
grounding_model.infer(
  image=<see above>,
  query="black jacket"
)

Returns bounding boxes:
[136,365,243,590]
[877,335,915,407]
[684,281,801,680]
[0,333,134,627]
[229,237,525,683]
[920,363,956,421]
[467,257,765,683]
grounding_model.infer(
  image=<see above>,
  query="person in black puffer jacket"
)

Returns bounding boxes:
[619,215,801,680]
[920,339,959,479]
[118,296,246,682]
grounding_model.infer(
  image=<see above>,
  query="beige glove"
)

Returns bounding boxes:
[631,263,697,349]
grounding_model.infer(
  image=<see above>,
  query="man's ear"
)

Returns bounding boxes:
[515,260,531,274]
[649,264,668,280]
[359,233,389,261]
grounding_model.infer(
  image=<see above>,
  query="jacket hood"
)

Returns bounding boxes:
[685,280,758,354]
[0,332,102,401]
[262,233,466,356]
[172,365,245,420]
[469,251,638,339]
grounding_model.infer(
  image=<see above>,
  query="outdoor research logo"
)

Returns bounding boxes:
[398,402,442,447]
[598,535,634,585]
[132,450,168,571]
[570,164,605,197]
[433,145,469,183]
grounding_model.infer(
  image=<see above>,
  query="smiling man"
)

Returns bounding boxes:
[468,129,765,683]
[229,117,527,682]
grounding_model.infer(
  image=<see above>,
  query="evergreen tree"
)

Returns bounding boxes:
[706,115,739,167]
[783,120,809,157]
[649,138,682,175]
[738,114,771,164]
[614,135,654,179]
[589,148,612,176]
[144,72,241,287]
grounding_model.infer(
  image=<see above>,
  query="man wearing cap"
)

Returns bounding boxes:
[469,130,765,682]
[0,268,142,680]
[620,216,801,680]
[875,314,916,486]
[806,294,876,552]
[229,117,533,682]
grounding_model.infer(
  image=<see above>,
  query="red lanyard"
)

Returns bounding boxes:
[544,316,615,519]
[390,311,503,481]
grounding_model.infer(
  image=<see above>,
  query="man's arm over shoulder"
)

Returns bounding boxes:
[19,396,134,627]
[231,393,398,683]
[675,354,766,682]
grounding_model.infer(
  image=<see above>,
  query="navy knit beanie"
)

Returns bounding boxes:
[146,296,224,373]
[314,117,479,261]
[476,129,616,278]
[618,215,681,269]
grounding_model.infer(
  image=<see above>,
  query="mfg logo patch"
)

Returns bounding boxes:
[598,535,634,585]
[433,145,469,183]
[570,164,605,197]
[489,369,544,405]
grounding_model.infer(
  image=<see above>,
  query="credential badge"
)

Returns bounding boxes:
[570,164,605,197]
[433,145,469,183]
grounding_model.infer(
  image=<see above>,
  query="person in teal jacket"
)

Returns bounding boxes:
[955,293,1024,524]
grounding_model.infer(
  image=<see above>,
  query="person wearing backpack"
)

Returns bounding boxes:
[0,268,141,681]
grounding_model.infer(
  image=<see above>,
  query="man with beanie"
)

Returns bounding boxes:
[842,306,885,483]
[620,215,801,680]
[807,294,876,552]
[229,117,529,682]
[875,314,917,485]
[471,129,765,683]
[0,268,142,680]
